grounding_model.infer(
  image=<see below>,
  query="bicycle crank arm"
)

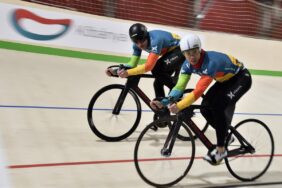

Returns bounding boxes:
[228,147,255,157]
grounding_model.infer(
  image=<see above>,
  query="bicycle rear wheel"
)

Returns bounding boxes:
[225,119,274,181]
[87,84,141,141]
[134,116,195,187]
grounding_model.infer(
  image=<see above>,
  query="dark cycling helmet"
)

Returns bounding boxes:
[129,23,148,43]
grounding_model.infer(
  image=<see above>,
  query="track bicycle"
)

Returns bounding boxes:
[134,100,274,187]
[87,65,209,141]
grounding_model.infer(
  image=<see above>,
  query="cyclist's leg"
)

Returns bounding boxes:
[213,68,252,147]
[204,69,252,164]
[164,48,185,89]
[153,78,166,98]
[172,67,181,85]
[212,98,231,147]
[200,82,221,129]
[200,82,235,146]
[225,104,236,128]
[220,68,252,125]
[164,47,185,81]
[223,68,252,105]
[151,59,172,98]
[203,89,230,164]
[151,48,185,97]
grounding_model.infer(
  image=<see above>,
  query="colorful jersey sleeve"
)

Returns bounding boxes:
[161,73,191,106]
[127,53,159,75]
[132,44,142,56]
[176,75,213,110]
[126,55,140,68]
[162,60,192,106]
[193,75,213,99]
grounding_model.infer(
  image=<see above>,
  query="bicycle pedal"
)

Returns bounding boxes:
[203,157,222,166]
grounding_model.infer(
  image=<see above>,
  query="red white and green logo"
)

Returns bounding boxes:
[11,9,72,40]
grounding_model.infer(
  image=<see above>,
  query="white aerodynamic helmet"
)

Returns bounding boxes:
[180,34,201,52]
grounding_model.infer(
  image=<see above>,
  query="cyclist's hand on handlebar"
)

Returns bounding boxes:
[168,103,180,114]
[118,69,129,78]
[150,100,164,111]
[105,68,112,76]
[105,67,118,76]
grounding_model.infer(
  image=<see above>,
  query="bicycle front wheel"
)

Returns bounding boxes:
[87,84,141,141]
[134,116,195,187]
[225,119,274,181]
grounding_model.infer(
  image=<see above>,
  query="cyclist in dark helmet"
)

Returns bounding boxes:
[129,23,148,44]
[106,23,185,100]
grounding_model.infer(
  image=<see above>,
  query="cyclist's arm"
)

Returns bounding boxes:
[127,53,159,75]
[125,55,140,68]
[161,73,191,106]
[176,75,213,111]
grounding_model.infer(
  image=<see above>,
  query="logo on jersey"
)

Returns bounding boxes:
[227,92,235,99]
[164,59,171,65]
[11,9,72,40]
[203,68,208,74]
[165,56,178,65]
[151,46,158,53]
[227,85,242,99]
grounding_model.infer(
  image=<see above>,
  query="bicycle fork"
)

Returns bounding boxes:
[112,87,129,115]
[112,77,141,115]
[161,120,181,157]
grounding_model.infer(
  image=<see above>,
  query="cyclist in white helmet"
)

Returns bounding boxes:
[150,33,252,165]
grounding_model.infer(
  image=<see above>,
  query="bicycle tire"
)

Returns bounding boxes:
[87,84,141,141]
[134,115,195,187]
[225,118,274,181]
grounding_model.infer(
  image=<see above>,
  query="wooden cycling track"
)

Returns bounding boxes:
[0,48,282,188]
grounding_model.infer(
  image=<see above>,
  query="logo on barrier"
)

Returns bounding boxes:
[11,9,72,41]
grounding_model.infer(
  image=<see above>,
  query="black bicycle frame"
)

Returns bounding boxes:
[161,119,182,157]
[112,74,155,115]
[184,113,256,156]
[162,110,256,158]
[226,126,255,157]
[185,118,214,150]
[161,105,218,155]
[161,107,213,156]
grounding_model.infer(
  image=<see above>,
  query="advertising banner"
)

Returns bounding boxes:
[0,2,132,55]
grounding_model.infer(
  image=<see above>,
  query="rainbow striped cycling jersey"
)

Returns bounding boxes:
[165,50,244,110]
[181,51,244,82]
[132,30,180,56]
[126,30,181,76]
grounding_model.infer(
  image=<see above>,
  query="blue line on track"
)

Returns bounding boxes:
[0,105,282,116]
